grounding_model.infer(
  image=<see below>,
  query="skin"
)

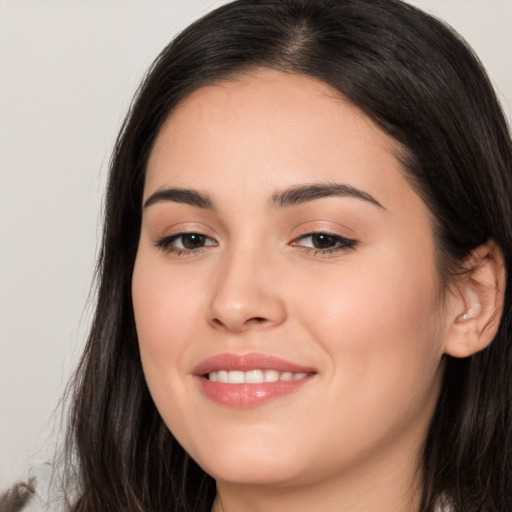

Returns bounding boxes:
[132,70,459,512]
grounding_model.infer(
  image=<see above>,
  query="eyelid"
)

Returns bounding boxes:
[291,232,357,246]
[152,221,217,242]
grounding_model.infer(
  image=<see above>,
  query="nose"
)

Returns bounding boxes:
[206,249,287,333]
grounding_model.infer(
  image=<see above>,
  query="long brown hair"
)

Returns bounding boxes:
[64,1,512,510]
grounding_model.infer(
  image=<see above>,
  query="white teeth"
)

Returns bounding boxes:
[264,370,280,382]
[228,371,245,384]
[246,369,264,383]
[207,369,309,383]
[217,370,229,383]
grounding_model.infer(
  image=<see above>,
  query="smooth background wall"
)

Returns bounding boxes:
[1,0,511,488]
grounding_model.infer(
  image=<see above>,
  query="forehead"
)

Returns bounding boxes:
[145,70,417,213]
[151,70,401,154]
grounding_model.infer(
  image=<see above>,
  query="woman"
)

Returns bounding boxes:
[4,0,511,510]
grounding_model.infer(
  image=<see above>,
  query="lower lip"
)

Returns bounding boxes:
[196,376,312,408]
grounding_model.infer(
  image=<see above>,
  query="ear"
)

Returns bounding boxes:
[444,240,506,358]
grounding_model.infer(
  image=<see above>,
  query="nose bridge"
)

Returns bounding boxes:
[207,239,286,332]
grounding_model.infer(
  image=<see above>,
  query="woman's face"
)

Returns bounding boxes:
[132,70,449,489]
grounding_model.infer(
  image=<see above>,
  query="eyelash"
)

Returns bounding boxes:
[291,232,358,255]
[155,231,358,256]
[155,232,217,256]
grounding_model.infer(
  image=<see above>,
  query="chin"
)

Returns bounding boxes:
[207,462,301,487]
[192,441,306,486]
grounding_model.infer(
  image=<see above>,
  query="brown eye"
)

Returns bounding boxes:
[180,233,207,249]
[310,233,338,249]
[155,232,217,254]
[291,232,358,253]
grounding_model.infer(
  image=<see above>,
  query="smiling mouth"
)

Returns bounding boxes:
[207,369,310,383]
[194,352,316,407]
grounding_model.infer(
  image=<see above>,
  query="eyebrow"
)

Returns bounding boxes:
[144,188,214,209]
[271,183,385,209]
[143,183,385,211]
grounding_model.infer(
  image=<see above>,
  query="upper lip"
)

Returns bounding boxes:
[193,352,316,376]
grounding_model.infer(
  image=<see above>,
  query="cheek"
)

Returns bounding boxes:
[285,247,445,466]
[299,242,444,399]
[131,251,206,397]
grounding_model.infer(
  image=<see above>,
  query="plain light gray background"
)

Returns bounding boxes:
[1,0,511,488]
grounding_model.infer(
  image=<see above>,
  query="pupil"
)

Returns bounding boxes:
[312,234,335,249]
[183,234,205,249]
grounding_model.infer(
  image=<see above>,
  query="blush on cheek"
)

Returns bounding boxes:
[319,258,440,362]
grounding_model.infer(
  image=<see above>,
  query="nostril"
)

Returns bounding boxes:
[246,317,267,324]
[210,315,269,332]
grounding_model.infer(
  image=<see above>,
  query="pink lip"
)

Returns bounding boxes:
[193,352,315,375]
[194,353,316,408]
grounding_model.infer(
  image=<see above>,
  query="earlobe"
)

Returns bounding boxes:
[444,240,506,359]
